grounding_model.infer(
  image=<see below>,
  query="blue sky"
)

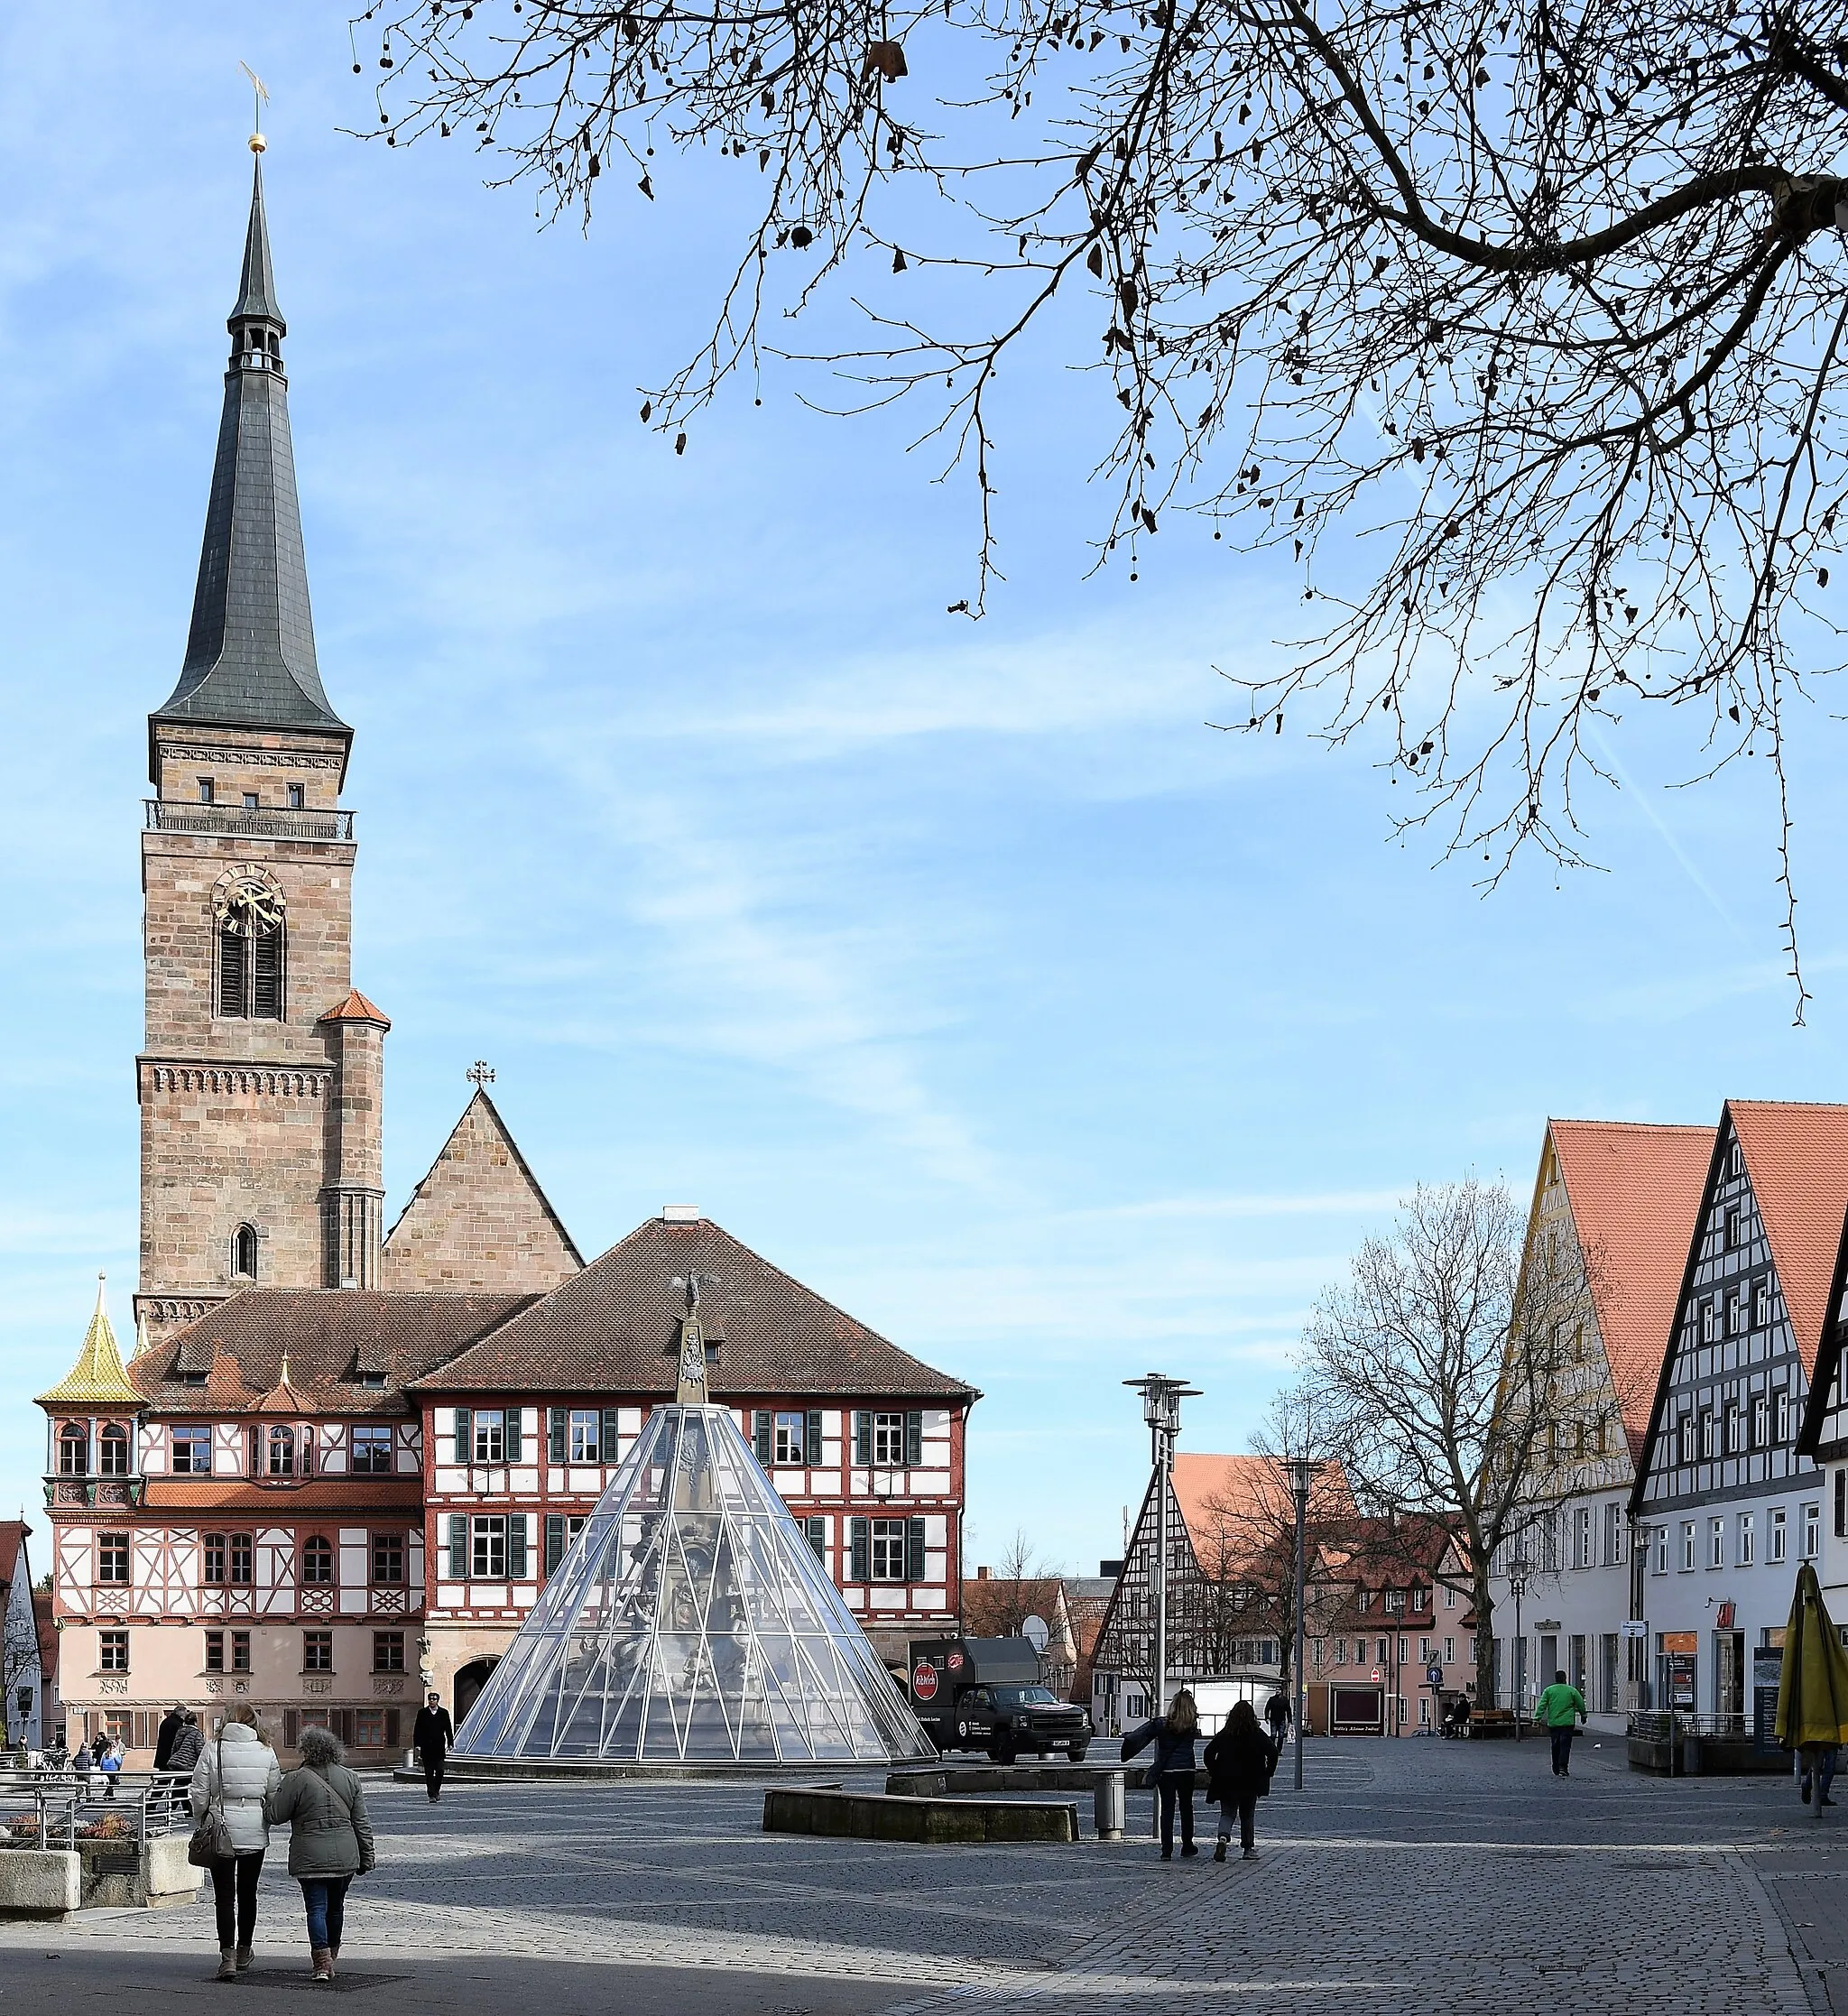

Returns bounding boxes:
[5,5,1848,1576]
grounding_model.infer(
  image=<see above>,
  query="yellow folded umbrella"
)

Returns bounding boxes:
[1775,1563,1848,1750]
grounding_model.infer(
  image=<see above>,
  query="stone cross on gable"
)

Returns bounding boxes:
[466,1060,495,1088]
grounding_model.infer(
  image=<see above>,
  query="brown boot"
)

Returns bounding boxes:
[216,1948,237,1983]
[328,1947,339,1977]
[311,1947,333,1983]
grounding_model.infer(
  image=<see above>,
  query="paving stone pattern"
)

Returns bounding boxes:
[0,1737,1841,2014]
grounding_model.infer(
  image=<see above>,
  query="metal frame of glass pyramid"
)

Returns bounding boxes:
[452,1286,936,1768]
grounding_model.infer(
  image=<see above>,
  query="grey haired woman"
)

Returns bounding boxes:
[267,1726,375,1983]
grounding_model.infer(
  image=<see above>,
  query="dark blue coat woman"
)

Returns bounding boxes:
[1121,1690,1201,1858]
[1202,1699,1278,1861]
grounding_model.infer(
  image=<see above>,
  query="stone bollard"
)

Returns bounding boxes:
[1094,1771,1125,1842]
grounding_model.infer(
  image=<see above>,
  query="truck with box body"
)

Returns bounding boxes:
[907,1636,1093,1762]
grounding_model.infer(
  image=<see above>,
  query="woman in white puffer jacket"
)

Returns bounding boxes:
[189,1704,282,1980]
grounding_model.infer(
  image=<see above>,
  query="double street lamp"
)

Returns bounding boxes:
[1507,1551,1530,1741]
[1125,1374,1201,1725]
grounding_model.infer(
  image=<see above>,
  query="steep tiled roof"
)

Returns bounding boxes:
[1729,1100,1848,1376]
[319,989,390,1027]
[36,1279,143,1410]
[411,1215,978,1401]
[1170,1453,1354,1562]
[1548,1119,1716,1455]
[133,1290,536,1417]
[0,1521,29,1596]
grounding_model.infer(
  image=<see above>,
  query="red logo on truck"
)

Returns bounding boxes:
[913,1661,939,1702]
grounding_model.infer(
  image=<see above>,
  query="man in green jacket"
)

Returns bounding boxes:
[1535,1669,1588,1777]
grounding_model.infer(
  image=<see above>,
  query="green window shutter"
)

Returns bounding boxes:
[454,1410,472,1464]
[549,1409,567,1464]
[806,1410,824,1466]
[906,1516,927,1583]
[854,1412,872,1466]
[754,1411,772,1463]
[447,1515,467,1580]
[504,1410,522,1462]
[905,1410,923,1466]
[849,1517,870,1585]
[805,1516,827,1564]
[601,1409,623,1464]
[508,1515,528,1580]
[545,1514,566,1577]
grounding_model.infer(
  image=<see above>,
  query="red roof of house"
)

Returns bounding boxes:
[1169,1453,1354,1565]
[318,989,391,1027]
[1729,1101,1848,1378]
[1548,1119,1716,1456]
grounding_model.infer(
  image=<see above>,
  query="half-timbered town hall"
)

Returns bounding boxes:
[35,158,975,1762]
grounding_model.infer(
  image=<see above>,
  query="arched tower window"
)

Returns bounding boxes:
[216,875,285,1021]
[231,1225,260,1281]
[58,1421,89,1476]
[301,1535,333,1586]
[98,1423,131,1478]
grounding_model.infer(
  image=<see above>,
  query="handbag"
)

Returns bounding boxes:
[187,1741,236,1867]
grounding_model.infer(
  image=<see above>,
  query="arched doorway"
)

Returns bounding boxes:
[454,1658,500,1728]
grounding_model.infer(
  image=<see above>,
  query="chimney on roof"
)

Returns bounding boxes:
[976,1565,989,1580]
[661,1205,702,1222]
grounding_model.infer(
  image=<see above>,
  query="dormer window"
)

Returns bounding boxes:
[268,1425,297,1476]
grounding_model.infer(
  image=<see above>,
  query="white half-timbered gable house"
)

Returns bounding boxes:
[1630,1100,1848,1729]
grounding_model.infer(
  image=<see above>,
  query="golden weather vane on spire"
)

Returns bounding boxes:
[239,60,270,154]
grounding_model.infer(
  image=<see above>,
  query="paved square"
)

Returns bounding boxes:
[0,1739,1840,2015]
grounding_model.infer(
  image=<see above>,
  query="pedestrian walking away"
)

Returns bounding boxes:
[189,1703,282,1981]
[1534,1669,1587,1776]
[1799,1745,1840,1807]
[153,1704,187,1773]
[1122,1688,1201,1859]
[413,1690,454,1802]
[1204,1700,1279,1861]
[167,1710,204,1811]
[267,1725,376,1983]
[99,1736,123,1798]
[1263,1691,1290,1748]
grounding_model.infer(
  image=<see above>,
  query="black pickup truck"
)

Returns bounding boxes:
[908,1636,1093,1763]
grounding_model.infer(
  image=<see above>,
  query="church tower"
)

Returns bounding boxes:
[136,154,387,1341]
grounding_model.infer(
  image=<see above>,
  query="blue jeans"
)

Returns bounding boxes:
[299,1876,350,1952]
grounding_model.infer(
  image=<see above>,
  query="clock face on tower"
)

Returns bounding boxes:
[214,870,285,937]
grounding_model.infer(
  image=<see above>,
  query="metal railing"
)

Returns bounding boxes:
[0,1771,189,1852]
[145,800,355,843]
[1629,1712,1750,1740]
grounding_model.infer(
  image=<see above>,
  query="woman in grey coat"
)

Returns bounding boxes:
[267,1727,375,1983]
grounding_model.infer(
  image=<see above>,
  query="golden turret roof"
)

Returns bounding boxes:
[35,1276,143,1410]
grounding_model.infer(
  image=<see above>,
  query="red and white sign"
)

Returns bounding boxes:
[913,1661,939,1702]
[947,1651,964,1671]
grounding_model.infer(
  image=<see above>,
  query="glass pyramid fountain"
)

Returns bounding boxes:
[452,1281,935,1767]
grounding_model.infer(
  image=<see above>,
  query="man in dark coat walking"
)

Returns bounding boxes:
[152,1704,186,1773]
[413,1691,455,1802]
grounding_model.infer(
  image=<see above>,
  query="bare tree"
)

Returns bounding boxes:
[962,1530,1065,1638]
[1,1600,39,1750]
[1299,1177,1607,1707]
[361,0,1848,997]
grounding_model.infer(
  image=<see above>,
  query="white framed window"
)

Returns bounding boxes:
[1725,1402,1742,1456]
[1753,1394,1770,1448]
[1739,1512,1755,1565]
[1603,1503,1624,1566]
[869,1518,909,1582]
[1708,1517,1725,1569]
[1680,1521,1696,1572]
[474,1410,506,1464]
[871,1413,907,1466]
[1770,1508,1788,1564]
[1803,1503,1822,1560]
[1677,1414,1696,1465]
[1574,1507,1594,1569]
[1754,1280,1771,1329]
[568,1410,600,1463]
[471,1515,508,1578]
[1776,1391,1794,1445]
[1652,1525,1668,1575]
[1444,1584,1455,1609]
[774,1411,806,1465]
[1444,1637,1455,1663]
[1702,1299,1717,1343]
[1700,1411,1715,1460]
[1725,1205,1743,1250]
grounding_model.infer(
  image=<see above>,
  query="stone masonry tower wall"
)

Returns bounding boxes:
[135,161,384,1341]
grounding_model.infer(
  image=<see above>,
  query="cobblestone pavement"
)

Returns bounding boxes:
[0,1736,1841,2014]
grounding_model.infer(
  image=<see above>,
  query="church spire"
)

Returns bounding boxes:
[150,150,348,773]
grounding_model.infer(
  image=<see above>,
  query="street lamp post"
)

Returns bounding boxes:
[1285,1458,1316,1791]
[1125,1374,1200,1725]
[1508,1552,1530,1741]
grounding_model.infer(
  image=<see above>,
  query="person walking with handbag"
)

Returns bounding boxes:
[1203,1699,1278,1861]
[188,1704,282,1982]
[267,1725,375,1984]
[1121,1688,1202,1859]
[412,1691,454,1802]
